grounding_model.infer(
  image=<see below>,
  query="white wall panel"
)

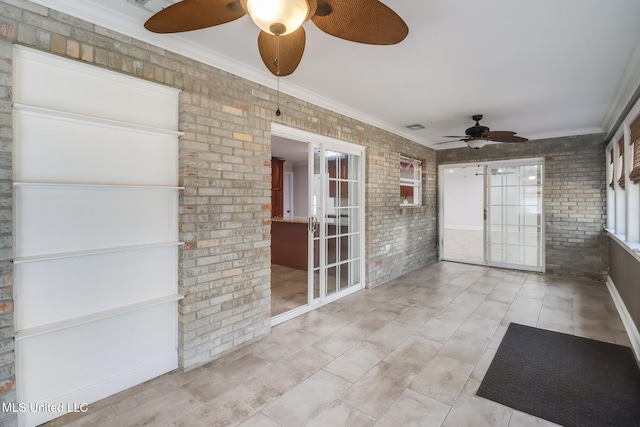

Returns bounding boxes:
[16,303,178,427]
[13,109,178,186]
[15,246,178,330]
[13,46,179,130]
[15,186,178,257]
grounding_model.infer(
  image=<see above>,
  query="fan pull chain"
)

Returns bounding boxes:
[275,35,281,117]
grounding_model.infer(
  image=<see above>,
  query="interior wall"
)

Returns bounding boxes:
[293,163,308,218]
[0,1,439,421]
[608,238,640,335]
[442,168,484,230]
[437,134,608,279]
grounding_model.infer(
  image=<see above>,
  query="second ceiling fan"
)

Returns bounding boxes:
[439,115,529,149]
[144,0,409,76]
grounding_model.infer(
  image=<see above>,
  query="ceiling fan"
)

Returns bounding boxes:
[143,0,408,76]
[438,115,529,149]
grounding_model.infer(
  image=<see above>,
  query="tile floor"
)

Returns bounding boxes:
[271,264,308,316]
[45,261,631,427]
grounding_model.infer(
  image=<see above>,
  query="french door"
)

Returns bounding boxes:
[440,159,545,272]
[270,124,365,324]
[310,143,364,302]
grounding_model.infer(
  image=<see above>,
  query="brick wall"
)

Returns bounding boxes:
[0,0,438,421]
[437,133,608,279]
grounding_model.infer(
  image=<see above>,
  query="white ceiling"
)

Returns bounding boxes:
[34,0,640,149]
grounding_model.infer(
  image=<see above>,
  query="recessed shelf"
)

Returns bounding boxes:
[14,241,185,264]
[15,294,184,341]
[13,182,184,191]
[13,103,184,138]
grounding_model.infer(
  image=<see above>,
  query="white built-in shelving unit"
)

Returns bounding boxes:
[13,46,183,427]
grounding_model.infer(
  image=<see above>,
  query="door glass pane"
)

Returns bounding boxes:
[311,145,362,300]
[487,163,543,270]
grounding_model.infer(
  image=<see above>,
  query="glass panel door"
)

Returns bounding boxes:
[487,163,544,271]
[310,144,363,301]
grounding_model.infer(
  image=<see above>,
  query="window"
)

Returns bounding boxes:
[618,136,626,190]
[400,156,422,206]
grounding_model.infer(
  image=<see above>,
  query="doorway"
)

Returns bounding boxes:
[440,159,545,272]
[270,124,365,324]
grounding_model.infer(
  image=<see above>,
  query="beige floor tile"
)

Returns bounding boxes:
[364,320,417,350]
[172,378,280,427]
[443,378,512,427]
[235,412,281,427]
[375,388,451,427]
[383,335,442,374]
[323,341,389,383]
[311,324,371,357]
[99,389,203,427]
[473,299,510,320]
[409,354,474,405]
[306,400,376,427]
[509,410,563,426]
[395,304,440,326]
[261,370,351,427]
[437,330,491,365]
[470,347,497,382]
[538,306,573,327]
[257,346,334,393]
[183,353,272,402]
[459,312,502,339]
[414,317,463,343]
[339,361,416,418]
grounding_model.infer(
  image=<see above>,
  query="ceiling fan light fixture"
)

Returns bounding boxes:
[246,0,309,36]
[466,138,487,150]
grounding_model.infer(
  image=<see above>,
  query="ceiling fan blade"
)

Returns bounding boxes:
[492,135,529,143]
[258,28,306,77]
[311,0,408,45]
[484,131,528,143]
[434,138,468,145]
[144,0,246,34]
[443,135,467,138]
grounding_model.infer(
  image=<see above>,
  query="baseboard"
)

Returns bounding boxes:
[20,353,178,427]
[606,276,640,361]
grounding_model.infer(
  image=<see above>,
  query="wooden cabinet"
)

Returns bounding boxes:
[271,158,285,218]
[328,158,348,198]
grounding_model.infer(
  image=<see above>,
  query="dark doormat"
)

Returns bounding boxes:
[477,323,640,427]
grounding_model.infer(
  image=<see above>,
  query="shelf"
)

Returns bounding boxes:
[14,241,184,264]
[13,182,184,191]
[13,103,184,138]
[15,294,184,341]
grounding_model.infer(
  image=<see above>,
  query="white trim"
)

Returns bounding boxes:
[271,284,363,327]
[606,276,640,362]
[13,182,184,191]
[15,294,184,340]
[13,104,184,137]
[13,241,184,264]
[439,158,546,273]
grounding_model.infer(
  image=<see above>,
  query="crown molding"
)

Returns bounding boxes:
[28,0,427,146]
[601,39,640,139]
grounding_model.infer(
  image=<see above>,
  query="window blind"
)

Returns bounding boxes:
[618,137,625,189]
[629,115,640,184]
[610,148,615,189]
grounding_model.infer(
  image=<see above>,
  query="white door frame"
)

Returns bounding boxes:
[271,123,366,326]
[439,157,545,272]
